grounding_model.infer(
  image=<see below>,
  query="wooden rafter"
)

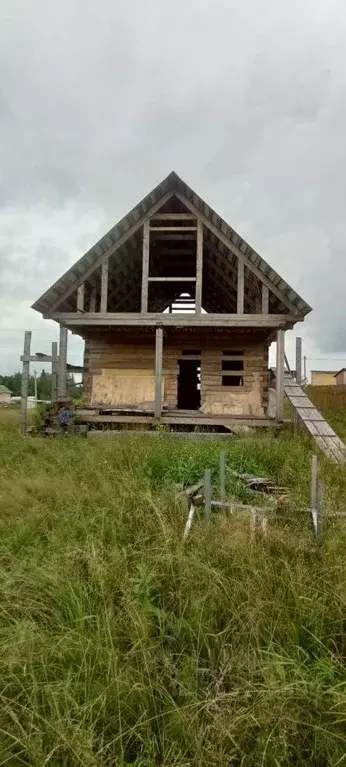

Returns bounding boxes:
[174,191,300,315]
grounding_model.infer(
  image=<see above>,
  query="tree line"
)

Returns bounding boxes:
[0,370,81,399]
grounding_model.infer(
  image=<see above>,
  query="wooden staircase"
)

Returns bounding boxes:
[284,372,346,462]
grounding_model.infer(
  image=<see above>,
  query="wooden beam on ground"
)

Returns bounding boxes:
[20,331,31,436]
[77,282,85,312]
[237,259,244,314]
[195,219,203,313]
[262,284,269,314]
[51,341,58,403]
[175,191,300,316]
[58,326,68,398]
[141,220,150,313]
[276,329,285,421]
[100,258,109,312]
[50,312,302,328]
[154,327,163,419]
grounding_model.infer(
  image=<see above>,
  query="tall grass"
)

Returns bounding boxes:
[0,411,345,765]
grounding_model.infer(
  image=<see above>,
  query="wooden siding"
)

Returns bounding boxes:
[83,331,269,415]
[310,371,337,387]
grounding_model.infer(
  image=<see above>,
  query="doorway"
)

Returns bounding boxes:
[177,359,201,410]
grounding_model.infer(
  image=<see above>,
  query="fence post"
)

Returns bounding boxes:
[20,331,32,436]
[310,454,318,536]
[219,450,226,502]
[204,469,212,521]
[316,480,324,539]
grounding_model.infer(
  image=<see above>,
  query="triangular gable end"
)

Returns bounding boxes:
[32,172,312,318]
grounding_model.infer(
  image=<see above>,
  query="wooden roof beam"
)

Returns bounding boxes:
[48,190,173,313]
[175,192,300,315]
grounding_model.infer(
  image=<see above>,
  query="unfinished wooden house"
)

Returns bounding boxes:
[32,172,312,430]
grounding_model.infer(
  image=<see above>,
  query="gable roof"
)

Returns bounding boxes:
[0,385,11,394]
[32,171,312,317]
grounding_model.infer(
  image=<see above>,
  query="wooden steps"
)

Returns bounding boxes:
[284,373,346,462]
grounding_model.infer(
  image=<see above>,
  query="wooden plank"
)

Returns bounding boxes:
[20,331,31,436]
[276,329,285,421]
[150,226,197,232]
[50,312,299,328]
[148,276,196,282]
[195,218,203,314]
[58,326,68,398]
[237,259,244,314]
[141,220,150,313]
[100,258,109,312]
[77,282,85,312]
[151,213,196,220]
[154,327,163,418]
[89,286,96,313]
[175,191,301,315]
[51,341,58,404]
[261,284,269,314]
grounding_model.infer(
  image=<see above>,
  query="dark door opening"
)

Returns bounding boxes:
[177,360,201,410]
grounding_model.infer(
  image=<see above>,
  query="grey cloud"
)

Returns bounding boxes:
[1,0,346,372]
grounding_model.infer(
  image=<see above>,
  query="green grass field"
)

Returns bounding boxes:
[0,409,346,766]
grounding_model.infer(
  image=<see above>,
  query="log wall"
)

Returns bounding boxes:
[83,331,269,415]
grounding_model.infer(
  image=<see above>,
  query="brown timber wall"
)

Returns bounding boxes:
[83,331,269,415]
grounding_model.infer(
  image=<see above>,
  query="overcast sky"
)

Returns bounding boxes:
[1,0,346,377]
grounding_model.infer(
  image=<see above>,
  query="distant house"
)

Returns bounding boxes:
[334,369,346,386]
[311,370,337,387]
[0,385,12,405]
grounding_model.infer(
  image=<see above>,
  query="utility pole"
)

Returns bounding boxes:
[303,355,307,385]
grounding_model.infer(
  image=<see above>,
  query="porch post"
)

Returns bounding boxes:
[276,328,285,422]
[58,325,68,398]
[51,341,58,404]
[154,327,163,419]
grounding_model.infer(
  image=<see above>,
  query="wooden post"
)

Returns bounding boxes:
[237,259,244,314]
[154,327,163,419]
[303,355,307,385]
[141,220,150,313]
[195,219,203,313]
[261,283,269,314]
[100,258,109,312]
[77,282,85,312]
[89,286,96,313]
[51,341,58,403]
[310,454,318,536]
[20,331,31,436]
[204,469,212,521]
[276,329,285,421]
[58,326,68,398]
[296,337,302,386]
[219,450,226,502]
[316,480,324,539]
